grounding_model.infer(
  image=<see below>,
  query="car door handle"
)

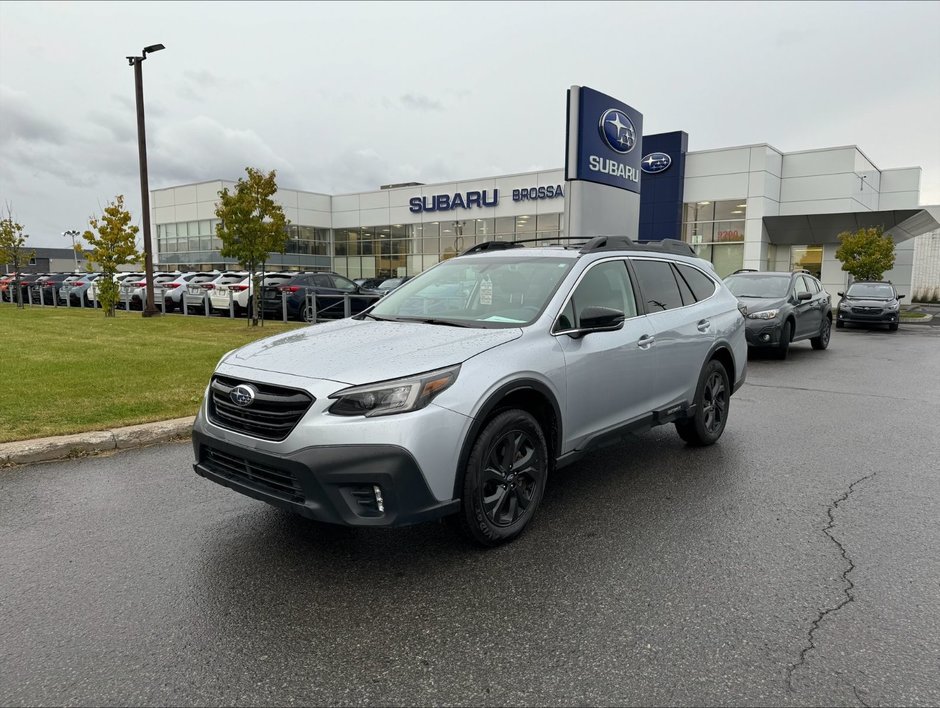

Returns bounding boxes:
[697,319,711,332]
[638,334,655,349]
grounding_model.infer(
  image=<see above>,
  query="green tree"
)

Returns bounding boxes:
[79,195,141,317]
[835,226,896,282]
[216,167,289,325]
[0,208,34,308]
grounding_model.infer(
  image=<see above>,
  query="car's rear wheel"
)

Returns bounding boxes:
[454,409,548,547]
[675,359,730,447]
[811,317,831,350]
[774,320,792,360]
[301,303,317,323]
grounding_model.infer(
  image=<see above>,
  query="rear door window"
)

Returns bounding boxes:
[631,259,684,312]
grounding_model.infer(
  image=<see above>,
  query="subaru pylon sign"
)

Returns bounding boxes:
[565,86,643,193]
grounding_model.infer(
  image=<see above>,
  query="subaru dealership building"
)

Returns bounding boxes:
[151,132,939,300]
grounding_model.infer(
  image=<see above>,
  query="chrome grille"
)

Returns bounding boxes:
[202,447,304,503]
[208,375,314,441]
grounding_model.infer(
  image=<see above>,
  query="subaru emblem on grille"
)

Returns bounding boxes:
[230,384,255,407]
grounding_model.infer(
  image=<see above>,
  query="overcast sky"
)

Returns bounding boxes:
[1,0,938,248]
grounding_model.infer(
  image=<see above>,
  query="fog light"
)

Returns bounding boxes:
[760,333,771,342]
[372,484,385,513]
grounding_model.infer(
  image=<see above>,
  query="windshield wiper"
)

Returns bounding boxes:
[400,317,475,328]
[359,312,396,322]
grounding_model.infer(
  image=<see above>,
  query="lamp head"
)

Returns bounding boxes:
[143,43,165,55]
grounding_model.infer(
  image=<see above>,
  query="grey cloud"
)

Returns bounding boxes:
[0,86,69,146]
[86,110,137,143]
[400,93,443,112]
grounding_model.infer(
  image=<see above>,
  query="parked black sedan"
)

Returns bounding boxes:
[723,269,832,359]
[836,281,903,331]
[262,272,381,322]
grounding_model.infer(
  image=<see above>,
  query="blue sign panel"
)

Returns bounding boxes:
[638,131,688,242]
[566,86,643,193]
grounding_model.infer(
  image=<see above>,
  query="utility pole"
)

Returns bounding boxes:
[63,230,81,271]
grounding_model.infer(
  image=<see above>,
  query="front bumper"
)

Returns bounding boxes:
[193,427,459,527]
[837,309,898,325]
[744,319,783,348]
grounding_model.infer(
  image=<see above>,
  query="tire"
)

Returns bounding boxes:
[811,317,832,350]
[454,409,548,547]
[675,359,730,447]
[774,320,792,360]
[888,323,898,332]
[836,320,844,329]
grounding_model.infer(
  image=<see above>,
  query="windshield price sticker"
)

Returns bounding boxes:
[479,278,493,305]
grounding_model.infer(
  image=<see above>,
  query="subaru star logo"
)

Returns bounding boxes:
[230,384,255,407]
[641,152,672,174]
[598,108,637,154]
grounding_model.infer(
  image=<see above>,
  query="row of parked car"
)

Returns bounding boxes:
[0,271,413,321]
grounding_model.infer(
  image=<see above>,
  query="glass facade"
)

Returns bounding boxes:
[681,199,747,277]
[789,245,823,278]
[156,214,563,278]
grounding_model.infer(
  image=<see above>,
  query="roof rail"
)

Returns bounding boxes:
[732,268,759,274]
[579,235,636,253]
[458,241,525,256]
[635,239,697,257]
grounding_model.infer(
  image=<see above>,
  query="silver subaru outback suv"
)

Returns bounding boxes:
[192,236,747,546]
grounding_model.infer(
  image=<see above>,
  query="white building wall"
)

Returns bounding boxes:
[912,230,940,301]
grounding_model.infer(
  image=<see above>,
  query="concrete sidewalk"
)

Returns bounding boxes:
[0,417,195,467]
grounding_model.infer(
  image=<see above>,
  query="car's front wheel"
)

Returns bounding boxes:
[811,317,832,350]
[889,323,899,332]
[675,359,730,447]
[774,320,792,360]
[454,409,548,547]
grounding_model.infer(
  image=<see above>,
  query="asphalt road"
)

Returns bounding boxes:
[2,324,939,707]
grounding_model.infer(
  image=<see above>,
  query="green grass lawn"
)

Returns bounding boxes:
[0,306,303,443]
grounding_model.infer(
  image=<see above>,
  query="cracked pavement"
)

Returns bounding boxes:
[1,325,939,706]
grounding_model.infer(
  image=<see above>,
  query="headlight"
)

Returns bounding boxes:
[747,309,779,320]
[328,364,460,417]
[886,301,899,311]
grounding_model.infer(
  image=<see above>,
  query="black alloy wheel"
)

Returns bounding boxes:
[811,317,832,350]
[675,359,730,447]
[455,409,548,546]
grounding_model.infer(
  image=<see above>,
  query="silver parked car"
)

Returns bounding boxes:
[192,237,747,546]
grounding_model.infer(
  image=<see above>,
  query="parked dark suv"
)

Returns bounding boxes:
[723,270,832,359]
[836,281,903,331]
[261,272,380,322]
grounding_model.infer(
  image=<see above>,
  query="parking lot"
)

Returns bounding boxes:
[1,324,939,706]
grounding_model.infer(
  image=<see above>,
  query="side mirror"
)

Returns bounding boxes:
[797,291,812,301]
[837,291,844,297]
[570,306,625,338]
[898,294,905,299]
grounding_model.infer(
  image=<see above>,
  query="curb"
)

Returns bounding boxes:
[0,416,195,467]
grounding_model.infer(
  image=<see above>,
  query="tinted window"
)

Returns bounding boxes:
[333,275,357,292]
[672,264,695,305]
[846,283,895,298]
[564,260,637,329]
[793,276,810,296]
[313,274,333,288]
[724,274,791,298]
[808,277,821,294]
[677,264,717,301]
[631,259,684,312]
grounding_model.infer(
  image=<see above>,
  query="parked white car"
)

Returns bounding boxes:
[158,272,218,312]
[127,272,182,310]
[210,272,295,315]
[183,271,248,314]
[88,273,144,308]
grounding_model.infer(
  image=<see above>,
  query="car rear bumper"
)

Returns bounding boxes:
[192,425,459,527]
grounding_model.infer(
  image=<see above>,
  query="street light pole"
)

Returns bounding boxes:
[63,230,80,271]
[127,43,165,317]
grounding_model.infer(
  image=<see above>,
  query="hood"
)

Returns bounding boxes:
[229,318,522,384]
[840,297,894,308]
[736,296,785,313]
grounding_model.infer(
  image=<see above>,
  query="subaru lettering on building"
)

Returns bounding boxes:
[409,190,499,213]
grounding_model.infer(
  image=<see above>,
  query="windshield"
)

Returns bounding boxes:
[368,256,574,328]
[846,283,895,299]
[724,274,791,298]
